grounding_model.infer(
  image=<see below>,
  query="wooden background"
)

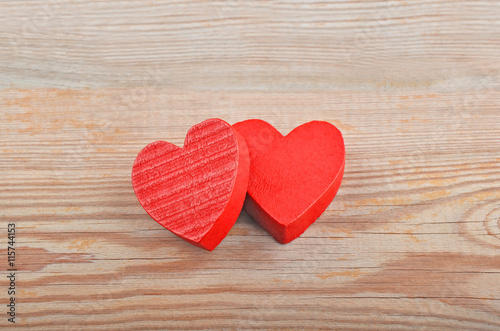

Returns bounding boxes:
[1,1,499,329]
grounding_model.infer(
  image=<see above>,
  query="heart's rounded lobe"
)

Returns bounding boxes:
[233,119,345,244]
[132,119,249,251]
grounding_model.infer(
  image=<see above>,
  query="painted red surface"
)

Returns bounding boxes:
[132,119,249,251]
[233,120,345,244]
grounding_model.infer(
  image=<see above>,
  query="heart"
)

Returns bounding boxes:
[232,120,345,244]
[132,119,249,251]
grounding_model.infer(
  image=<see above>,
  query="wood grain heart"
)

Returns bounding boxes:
[132,119,249,251]
[233,120,345,244]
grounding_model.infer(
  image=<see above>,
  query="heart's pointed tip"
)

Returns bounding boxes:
[203,244,218,252]
[177,235,219,252]
[195,241,218,252]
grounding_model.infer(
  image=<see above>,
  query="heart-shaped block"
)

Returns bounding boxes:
[233,120,345,244]
[132,119,249,251]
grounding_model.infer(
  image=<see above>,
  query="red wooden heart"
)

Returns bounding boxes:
[132,119,249,251]
[233,120,345,244]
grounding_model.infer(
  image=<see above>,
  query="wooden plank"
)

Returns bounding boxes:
[1,0,499,329]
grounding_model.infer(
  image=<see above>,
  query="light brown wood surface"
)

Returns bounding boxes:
[1,1,500,330]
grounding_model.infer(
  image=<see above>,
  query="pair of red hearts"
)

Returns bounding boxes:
[132,119,345,251]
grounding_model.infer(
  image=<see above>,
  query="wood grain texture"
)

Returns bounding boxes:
[0,0,499,329]
[132,118,249,251]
